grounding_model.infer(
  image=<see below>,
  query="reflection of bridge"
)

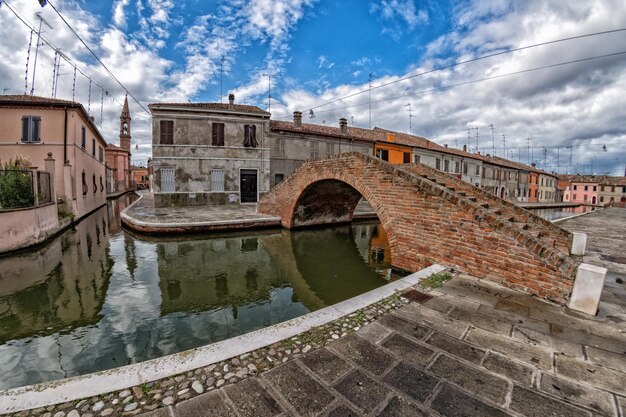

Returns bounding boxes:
[260,152,581,303]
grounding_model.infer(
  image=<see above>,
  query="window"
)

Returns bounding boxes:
[475,165,480,175]
[21,116,41,143]
[376,148,388,161]
[160,120,174,144]
[310,142,320,158]
[463,163,468,175]
[444,160,450,172]
[274,138,285,157]
[81,126,86,148]
[99,146,103,162]
[93,174,97,194]
[243,124,258,147]
[82,171,88,195]
[160,167,175,192]
[454,161,460,173]
[211,168,224,191]
[573,185,577,190]
[92,138,96,156]
[327,143,335,155]
[435,158,441,170]
[100,176,104,192]
[211,123,225,146]
[413,154,420,164]
[593,186,596,191]
[566,186,570,191]
[572,193,576,200]
[611,186,615,192]
[274,173,284,186]
[482,167,485,178]
[584,185,588,191]
[403,152,411,163]
[583,194,588,201]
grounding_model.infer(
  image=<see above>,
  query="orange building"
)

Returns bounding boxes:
[528,172,539,202]
[131,165,149,189]
[373,133,412,164]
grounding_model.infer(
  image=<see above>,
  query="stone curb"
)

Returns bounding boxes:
[0,265,447,414]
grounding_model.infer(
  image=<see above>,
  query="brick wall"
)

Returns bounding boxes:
[259,152,580,304]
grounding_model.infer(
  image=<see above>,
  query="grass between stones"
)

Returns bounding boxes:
[419,272,453,289]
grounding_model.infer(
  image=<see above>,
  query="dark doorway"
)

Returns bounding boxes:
[240,170,258,203]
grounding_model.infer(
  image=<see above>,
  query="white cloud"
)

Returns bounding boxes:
[370,0,428,38]
[112,0,131,27]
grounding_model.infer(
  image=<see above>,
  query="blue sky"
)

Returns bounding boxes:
[0,0,625,175]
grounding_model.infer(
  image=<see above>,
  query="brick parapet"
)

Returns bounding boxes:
[259,152,580,303]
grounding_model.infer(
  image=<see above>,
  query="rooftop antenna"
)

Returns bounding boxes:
[567,145,573,173]
[309,109,315,118]
[501,134,506,157]
[262,71,271,114]
[220,56,225,103]
[526,138,532,164]
[2,88,10,95]
[30,12,53,96]
[404,103,413,134]
[368,72,374,129]
[466,128,471,151]
[473,127,479,153]
[490,124,495,156]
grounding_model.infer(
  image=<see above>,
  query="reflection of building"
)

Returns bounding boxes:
[105,97,132,195]
[0,206,112,342]
[0,95,107,219]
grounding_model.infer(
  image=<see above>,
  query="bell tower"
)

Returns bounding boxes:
[120,95,131,154]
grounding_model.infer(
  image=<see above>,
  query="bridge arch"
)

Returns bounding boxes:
[260,153,580,303]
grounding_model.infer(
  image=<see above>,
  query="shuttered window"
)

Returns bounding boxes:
[160,167,175,192]
[212,123,225,146]
[211,168,224,191]
[160,121,174,144]
[21,116,41,143]
[81,126,86,148]
[243,125,258,147]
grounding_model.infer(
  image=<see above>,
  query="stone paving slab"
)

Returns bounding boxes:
[332,369,392,413]
[538,372,617,415]
[223,378,283,417]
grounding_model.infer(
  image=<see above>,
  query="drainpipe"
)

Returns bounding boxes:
[63,107,68,164]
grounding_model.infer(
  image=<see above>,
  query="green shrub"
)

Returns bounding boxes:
[0,165,34,209]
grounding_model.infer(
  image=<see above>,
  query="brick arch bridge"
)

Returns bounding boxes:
[259,152,581,304]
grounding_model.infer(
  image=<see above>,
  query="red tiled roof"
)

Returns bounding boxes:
[0,95,78,105]
[149,102,270,115]
[270,119,383,143]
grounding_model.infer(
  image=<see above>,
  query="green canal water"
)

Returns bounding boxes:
[0,194,396,390]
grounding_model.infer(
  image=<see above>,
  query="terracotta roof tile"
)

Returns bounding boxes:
[0,95,78,105]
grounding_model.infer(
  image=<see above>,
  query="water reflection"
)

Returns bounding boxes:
[0,194,393,389]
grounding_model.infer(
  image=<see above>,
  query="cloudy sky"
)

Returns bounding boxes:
[0,0,624,174]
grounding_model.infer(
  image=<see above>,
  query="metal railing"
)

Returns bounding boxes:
[0,169,52,210]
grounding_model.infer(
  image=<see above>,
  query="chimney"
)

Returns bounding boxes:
[463,144,467,152]
[339,117,348,134]
[89,116,95,122]
[531,163,536,168]
[444,144,448,148]
[228,93,235,105]
[293,111,302,128]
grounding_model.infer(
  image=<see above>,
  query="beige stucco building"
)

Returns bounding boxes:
[0,95,107,220]
[149,95,271,207]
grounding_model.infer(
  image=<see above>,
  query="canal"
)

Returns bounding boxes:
[0,194,396,390]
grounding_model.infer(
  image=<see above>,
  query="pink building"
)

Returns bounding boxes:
[0,95,107,220]
[566,175,600,205]
[104,96,132,194]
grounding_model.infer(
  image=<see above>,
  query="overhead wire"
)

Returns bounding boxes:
[280,28,626,117]
[45,0,150,115]
[2,0,139,115]
[292,51,626,117]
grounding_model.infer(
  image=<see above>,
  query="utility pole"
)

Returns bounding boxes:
[30,12,52,96]
[466,129,471,151]
[526,138,532,164]
[368,73,374,129]
[568,146,573,173]
[502,134,506,158]
[490,124,495,156]
[543,147,547,169]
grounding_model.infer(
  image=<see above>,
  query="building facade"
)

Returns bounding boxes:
[150,95,271,207]
[104,96,132,195]
[0,95,107,219]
